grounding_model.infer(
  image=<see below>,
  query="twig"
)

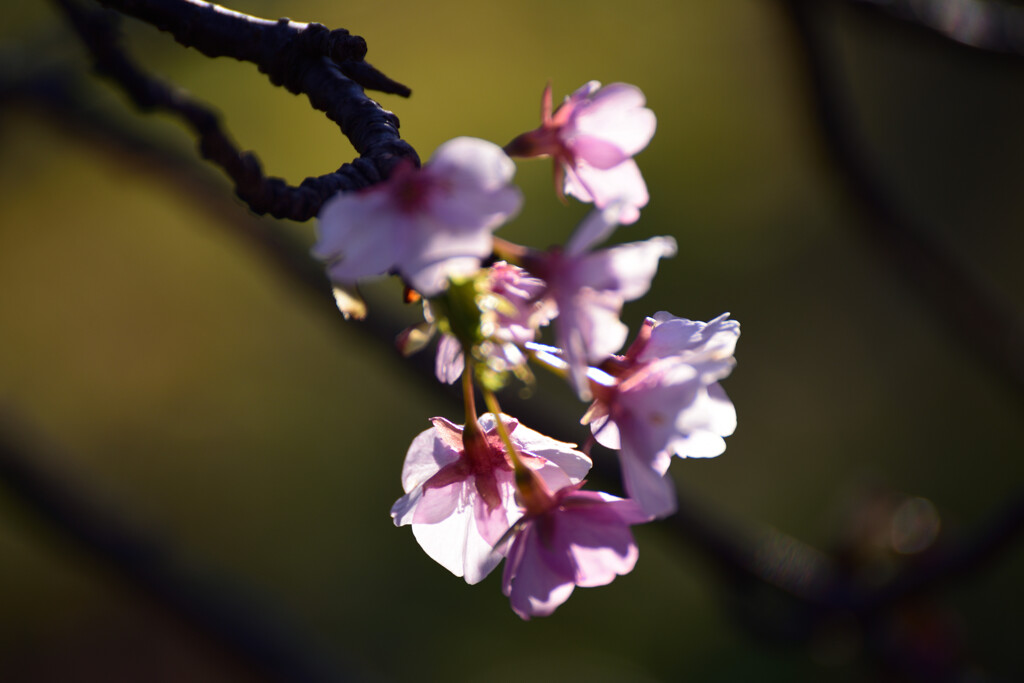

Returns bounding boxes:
[865,488,1024,610]
[54,0,418,220]
[778,0,1024,402]
[849,0,1024,57]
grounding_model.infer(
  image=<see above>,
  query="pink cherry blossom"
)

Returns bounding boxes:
[583,313,740,518]
[391,413,590,584]
[527,204,677,398]
[313,137,523,297]
[432,262,555,385]
[501,481,650,620]
[481,262,553,348]
[505,81,656,224]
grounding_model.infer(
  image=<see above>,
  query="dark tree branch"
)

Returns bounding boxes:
[93,0,412,96]
[53,0,418,220]
[0,409,357,683]
[778,0,1024,402]
[849,0,1024,57]
[864,488,1024,610]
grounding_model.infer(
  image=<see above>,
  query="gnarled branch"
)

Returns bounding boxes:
[55,0,419,220]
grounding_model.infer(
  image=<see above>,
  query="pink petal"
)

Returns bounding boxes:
[412,480,463,524]
[399,424,460,492]
[561,160,594,204]
[389,486,422,526]
[554,289,629,397]
[568,134,629,170]
[671,383,736,458]
[474,479,516,546]
[400,221,495,295]
[576,236,677,301]
[588,415,621,450]
[564,203,625,256]
[502,526,576,619]
[411,503,505,584]
[558,509,639,588]
[428,137,518,192]
[511,423,592,484]
[313,190,404,283]
[568,159,650,225]
[563,80,602,110]
[427,137,523,230]
[434,333,465,384]
[641,312,740,368]
[598,494,655,526]
[617,441,677,518]
[571,83,656,157]
[618,359,702,454]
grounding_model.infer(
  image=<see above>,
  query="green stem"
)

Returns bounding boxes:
[481,388,526,475]
[461,361,489,447]
[462,364,478,425]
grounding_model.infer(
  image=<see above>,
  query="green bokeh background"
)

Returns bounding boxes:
[1,1,1022,680]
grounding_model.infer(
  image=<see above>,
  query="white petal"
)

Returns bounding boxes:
[390,485,423,527]
[565,203,626,256]
[589,415,622,450]
[643,312,740,367]
[618,444,677,519]
[399,423,459,492]
[428,137,515,185]
[568,134,629,170]
[568,160,650,225]
[510,423,592,483]
[411,506,475,579]
[313,190,401,283]
[671,383,736,458]
[570,83,656,157]
[434,334,465,384]
[576,237,677,303]
[427,137,523,230]
[400,220,494,296]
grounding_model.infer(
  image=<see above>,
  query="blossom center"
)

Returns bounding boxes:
[389,163,436,213]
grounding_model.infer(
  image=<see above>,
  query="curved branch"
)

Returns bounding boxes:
[55,0,419,220]
[849,0,1024,57]
[93,0,412,97]
[778,0,1024,402]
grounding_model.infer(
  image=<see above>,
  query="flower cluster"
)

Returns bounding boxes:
[314,81,740,619]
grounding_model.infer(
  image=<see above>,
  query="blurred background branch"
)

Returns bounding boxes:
[0,407,354,683]
[852,0,1024,56]
[782,0,1024,401]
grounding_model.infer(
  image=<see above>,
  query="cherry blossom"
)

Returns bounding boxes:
[430,262,554,385]
[313,137,522,297]
[365,77,742,617]
[505,81,656,223]
[526,204,677,398]
[391,413,591,584]
[501,479,650,620]
[583,313,740,518]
